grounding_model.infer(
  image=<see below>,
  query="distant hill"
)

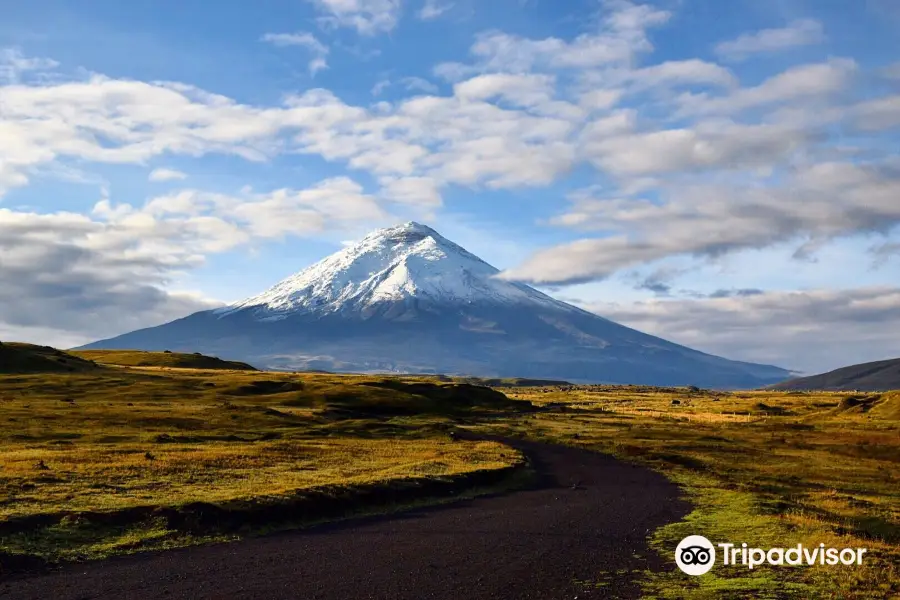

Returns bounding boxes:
[69,349,258,371]
[769,357,900,391]
[0,342,101,373]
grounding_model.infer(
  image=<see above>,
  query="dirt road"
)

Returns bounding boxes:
[2,439,689,599]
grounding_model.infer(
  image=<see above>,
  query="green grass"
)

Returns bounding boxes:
[472,385,900,600]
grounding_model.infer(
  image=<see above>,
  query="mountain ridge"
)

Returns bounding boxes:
[78,222,790,389]
[769,357,900,391]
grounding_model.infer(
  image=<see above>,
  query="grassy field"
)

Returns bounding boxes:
[0,351,530,563]
[469,385,900,599]
[3,347,898,598]
[69,348,258,371]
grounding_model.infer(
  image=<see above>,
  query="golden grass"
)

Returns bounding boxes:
[69,349,257,371]
[4,361,897,600]
[474,385,900,599]
[1,438,513,519]
[0,366,524,560]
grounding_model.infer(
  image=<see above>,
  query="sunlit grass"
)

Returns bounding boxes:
[473,385,900,599]
[0,366,524,561]
[1,438,513,518]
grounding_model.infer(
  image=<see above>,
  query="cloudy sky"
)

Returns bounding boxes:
[1,0,898,374]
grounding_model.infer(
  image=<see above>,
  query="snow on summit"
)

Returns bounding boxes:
[83,221,792,386]
[217,222,567,319]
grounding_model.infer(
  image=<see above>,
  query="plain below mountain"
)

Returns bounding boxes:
[78,222,790,389]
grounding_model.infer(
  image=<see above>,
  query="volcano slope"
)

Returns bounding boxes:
[1,437,689,600]
[78,221,790,389]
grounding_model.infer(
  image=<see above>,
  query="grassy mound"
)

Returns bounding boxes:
[0,342,100,374]
[216,376,537,418]
[870,392,900,420]
[834,394,882,414]
[333,380,537,417]
[70,349,257,371]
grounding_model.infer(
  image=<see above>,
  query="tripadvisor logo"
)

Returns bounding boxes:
[676,535,716,575]
[675,536,868,576]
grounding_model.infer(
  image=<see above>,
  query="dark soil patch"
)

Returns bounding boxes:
[225,380,305,396]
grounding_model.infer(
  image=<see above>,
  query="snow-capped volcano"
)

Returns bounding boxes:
[216,222,567,319]
[79,222,791,388]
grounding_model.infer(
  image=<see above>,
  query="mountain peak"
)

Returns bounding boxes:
[392,221,436,234]
[363,221,443,246]
[216,222,567,320]
[84,222,792,388]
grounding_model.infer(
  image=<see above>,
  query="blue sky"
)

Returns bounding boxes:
[1,0,899,373]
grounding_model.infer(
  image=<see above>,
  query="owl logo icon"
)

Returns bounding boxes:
[675,535,716,575]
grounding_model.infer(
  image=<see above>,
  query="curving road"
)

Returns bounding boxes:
[1,439,689,600]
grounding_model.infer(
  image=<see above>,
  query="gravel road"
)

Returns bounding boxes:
[1,438,689,600]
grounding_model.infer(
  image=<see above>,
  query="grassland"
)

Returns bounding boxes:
[3,347,898,598]
[69,349,258,371]
[0,353,530,563]
[469,385,900,599]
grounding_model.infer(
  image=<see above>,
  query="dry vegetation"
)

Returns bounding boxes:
[470,385,900,599]
[0,352,528,563]
[2,346,898,599]
[69,349,258,371]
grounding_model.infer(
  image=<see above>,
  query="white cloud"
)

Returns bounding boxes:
[261,31,330,74]
[418,0,452,20]
[581,287,900,373]
[306,0,403,35]
[148,168,188,182]
[854,95,900,131]
[581,119,815,178]
[501,160,900,285]
[0,208,223,343]
[378,175,442,207]
[621,59,738,89]
[372,76,440,97]
[453,73,556,107]
[0,75,287,192]
[715,19,825,61]
[578,89,623,111]
[371,79,391,95]
[432,61,475,83]
[3,9,899,303]
[231,178,387,237]
[109,177,389,241]
[676,58,857,116]
[400,76,439,94]
[389,93,578,188]
[0,48,59,84]
[465,1,670,73]
[0,175,394,342]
